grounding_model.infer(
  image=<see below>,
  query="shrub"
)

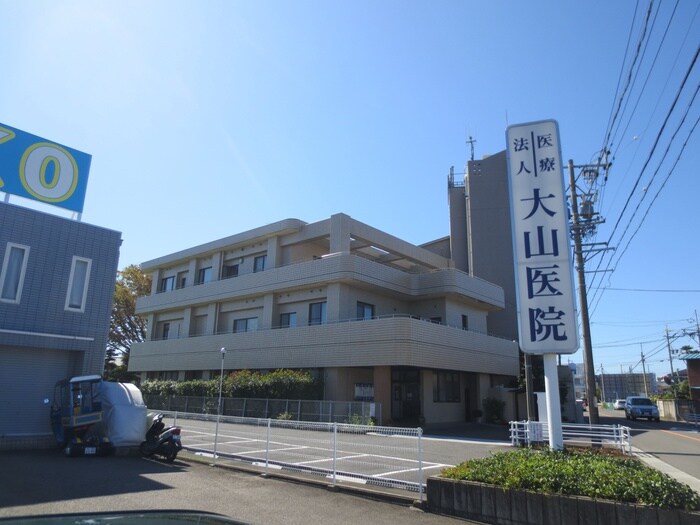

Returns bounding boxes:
[482,397,505,423]
[139,369,323,400]
[346,413,375,426]
[441,448,699,511]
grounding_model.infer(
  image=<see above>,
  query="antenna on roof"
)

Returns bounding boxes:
[466,136,477,161]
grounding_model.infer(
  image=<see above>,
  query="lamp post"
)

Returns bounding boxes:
[213,346,226,461]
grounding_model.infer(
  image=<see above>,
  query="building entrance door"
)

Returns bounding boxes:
[391,368,420,425]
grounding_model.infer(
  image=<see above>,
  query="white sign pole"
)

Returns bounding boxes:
[543,353,563,450]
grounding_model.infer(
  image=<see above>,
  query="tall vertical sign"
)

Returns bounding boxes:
[0,123,91,214]
[506,119,578,354]
[507,119,578,450]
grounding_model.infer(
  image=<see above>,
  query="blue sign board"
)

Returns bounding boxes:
[0,123,91,213]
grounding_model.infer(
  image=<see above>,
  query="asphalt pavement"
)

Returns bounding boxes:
[0,447,484,525]
[1,418,698,524]
[0,421,510,525]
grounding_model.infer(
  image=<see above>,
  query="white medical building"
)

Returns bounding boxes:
[130,155,524,426]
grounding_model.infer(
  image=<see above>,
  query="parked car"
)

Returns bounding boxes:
[613,399,626,410]
[624,396,660,421]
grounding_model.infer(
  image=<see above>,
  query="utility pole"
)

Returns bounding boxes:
[599,365,606,404]
[568,159,599,424]
[665,328,677,392]
[640,347,649,398]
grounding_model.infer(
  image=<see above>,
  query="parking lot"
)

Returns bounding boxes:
[174,414,511,493]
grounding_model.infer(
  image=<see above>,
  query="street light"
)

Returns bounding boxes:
[213,346,226,461]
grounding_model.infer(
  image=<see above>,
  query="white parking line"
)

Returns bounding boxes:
[296,454,368,465]
[375,464,448,477]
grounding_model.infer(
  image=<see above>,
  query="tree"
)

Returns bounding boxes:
[105,264,151,381]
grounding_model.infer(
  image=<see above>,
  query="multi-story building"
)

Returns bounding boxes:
[129,213,519,425]
[0,202,121,449]
[448,151,518,342]
[597,372,657,401]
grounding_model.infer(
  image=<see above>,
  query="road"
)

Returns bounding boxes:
[597,406,700,491]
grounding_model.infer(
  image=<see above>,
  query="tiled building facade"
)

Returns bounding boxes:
[129,213,519,425]
[0,202,121,448]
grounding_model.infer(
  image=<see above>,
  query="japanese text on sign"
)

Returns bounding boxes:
[506,120,578,354]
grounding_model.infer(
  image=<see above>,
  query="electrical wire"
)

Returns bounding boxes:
[586,45,700,315]
[609,0,680,160]
[606,1,662,155]
[599,1,654,163]
[612,110,699,266]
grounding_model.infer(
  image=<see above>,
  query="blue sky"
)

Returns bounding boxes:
[1,1,698,378]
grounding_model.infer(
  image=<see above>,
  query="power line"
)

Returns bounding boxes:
[603,287,700,293]
[609,0,680,158]
[605,45,699,248]
[612,109,700,268]
[587,45,700,315]
[600,0,654,162]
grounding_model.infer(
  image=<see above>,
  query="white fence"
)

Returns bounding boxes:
[510,421,632,453]
[164,411,425,497]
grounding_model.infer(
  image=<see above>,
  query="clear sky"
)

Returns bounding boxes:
[1,1,698,379]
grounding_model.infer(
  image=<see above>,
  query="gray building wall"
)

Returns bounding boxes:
[448,151,518,342]
[447,166,469,273]
[0,202,121,447]
[598,372,658,401]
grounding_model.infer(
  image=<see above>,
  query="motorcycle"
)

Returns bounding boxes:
[140,413,182,462]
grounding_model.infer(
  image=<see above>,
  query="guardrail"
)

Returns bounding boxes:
[164,411,425,497]
[509,420,632,453]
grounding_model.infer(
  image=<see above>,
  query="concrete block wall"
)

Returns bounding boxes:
[426,477,700,525]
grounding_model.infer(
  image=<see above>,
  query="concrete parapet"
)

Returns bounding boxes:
[426,477,700,525]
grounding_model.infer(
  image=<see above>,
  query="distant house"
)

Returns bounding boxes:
[679,353,700,403]
[0,202,121,449]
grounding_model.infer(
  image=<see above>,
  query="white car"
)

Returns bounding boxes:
[613,399,626,410]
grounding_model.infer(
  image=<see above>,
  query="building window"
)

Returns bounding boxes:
[0,243,30,303]
[462,314,469,330]
[309,302,327,326]
[254,255,266,273]
[197,266,212,284]
[65,256,92,312]
[177,271,188,289]
[160,276,175,292]
[223,263,239,279]
[233,317,258,333]
[161,322,170,340]
[191,314,208,336]
[356,301,375,320]
[280,312,297,328]
[433,371,460,403]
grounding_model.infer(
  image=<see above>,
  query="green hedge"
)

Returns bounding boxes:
[139,369,322,400]
[441,448,699,511]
